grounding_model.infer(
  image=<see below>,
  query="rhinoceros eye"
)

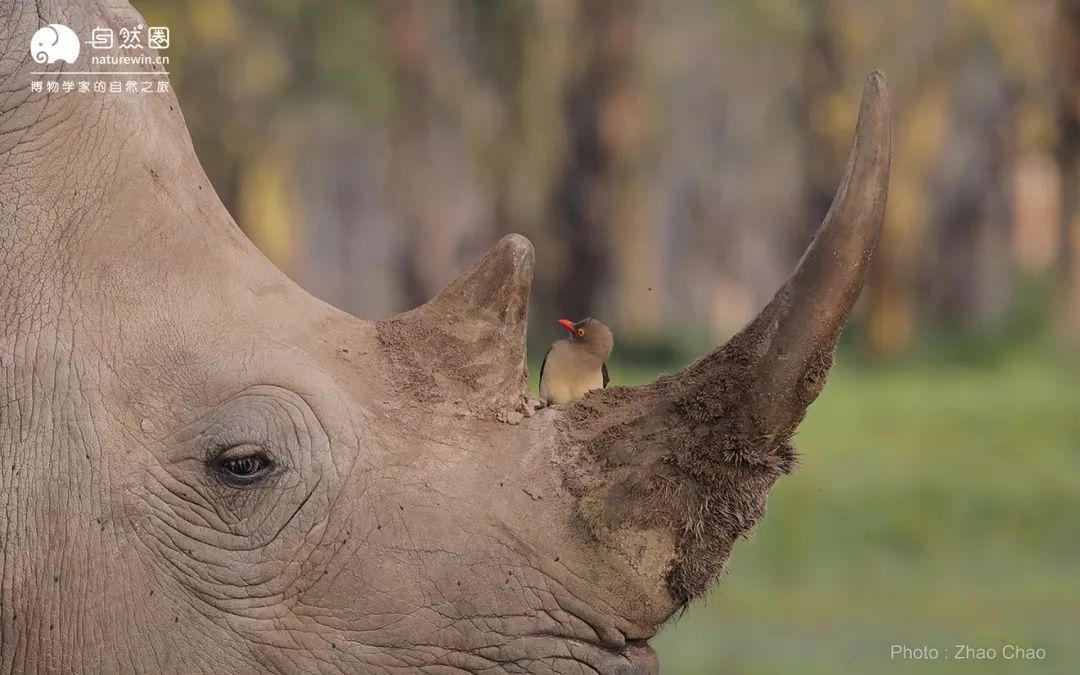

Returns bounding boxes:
[214,448,274,486]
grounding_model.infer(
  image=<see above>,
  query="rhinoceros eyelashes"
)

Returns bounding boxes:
[210,443,277,488]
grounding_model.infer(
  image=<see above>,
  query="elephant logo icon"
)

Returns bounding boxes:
[30,24,81,65]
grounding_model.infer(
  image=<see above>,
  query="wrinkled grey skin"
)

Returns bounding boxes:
[0,2,890,673]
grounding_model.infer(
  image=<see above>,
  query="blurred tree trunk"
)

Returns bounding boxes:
[1054,108,1080,342]
[509,3,577,327]
[858,2,953,359]
[552,0,648,327]
[1054,0,1080,343]
[461,2,576,327]
[863,83,950,359]
[383,0,442,309]
[793,0,846,256]
[921,47,1017,329]
[382,0,486,309]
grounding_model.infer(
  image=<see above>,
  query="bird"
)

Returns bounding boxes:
[538,317,613,405]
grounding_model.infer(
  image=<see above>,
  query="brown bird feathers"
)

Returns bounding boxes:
[539,318,613,405]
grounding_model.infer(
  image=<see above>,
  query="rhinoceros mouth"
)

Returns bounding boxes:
[622,639,660,674]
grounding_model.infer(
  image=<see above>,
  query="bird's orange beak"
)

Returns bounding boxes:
[558,318,575,333]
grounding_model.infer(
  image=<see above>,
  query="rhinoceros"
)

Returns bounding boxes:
[0,2,890,673]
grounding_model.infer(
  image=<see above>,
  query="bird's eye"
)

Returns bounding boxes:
[215,452,274,486]
[577,328,585,337]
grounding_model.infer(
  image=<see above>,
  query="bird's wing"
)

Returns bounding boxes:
[539,346,553,393]
[602,362,610,388]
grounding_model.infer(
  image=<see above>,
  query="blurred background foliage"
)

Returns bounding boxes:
[139,0,1078,672]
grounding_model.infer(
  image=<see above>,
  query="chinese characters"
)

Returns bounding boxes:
[30,80,170,95]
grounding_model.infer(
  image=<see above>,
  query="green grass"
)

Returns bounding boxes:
[532,351,1080,674]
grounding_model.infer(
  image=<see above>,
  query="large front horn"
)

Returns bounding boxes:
[377,234,534,415]
[561,72,891,603]
[669,69,891,452]
[754,70,891,435]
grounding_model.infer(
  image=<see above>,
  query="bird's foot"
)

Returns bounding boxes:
[522,394,547,416]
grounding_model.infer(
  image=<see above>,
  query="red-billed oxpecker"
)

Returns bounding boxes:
[539,317,613,405]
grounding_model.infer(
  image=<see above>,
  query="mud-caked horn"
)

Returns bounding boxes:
[376,234,534,414]
[561,72,891,603]
[672,70,892,450]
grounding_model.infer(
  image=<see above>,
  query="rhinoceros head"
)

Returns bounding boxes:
[0,2,889,673]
